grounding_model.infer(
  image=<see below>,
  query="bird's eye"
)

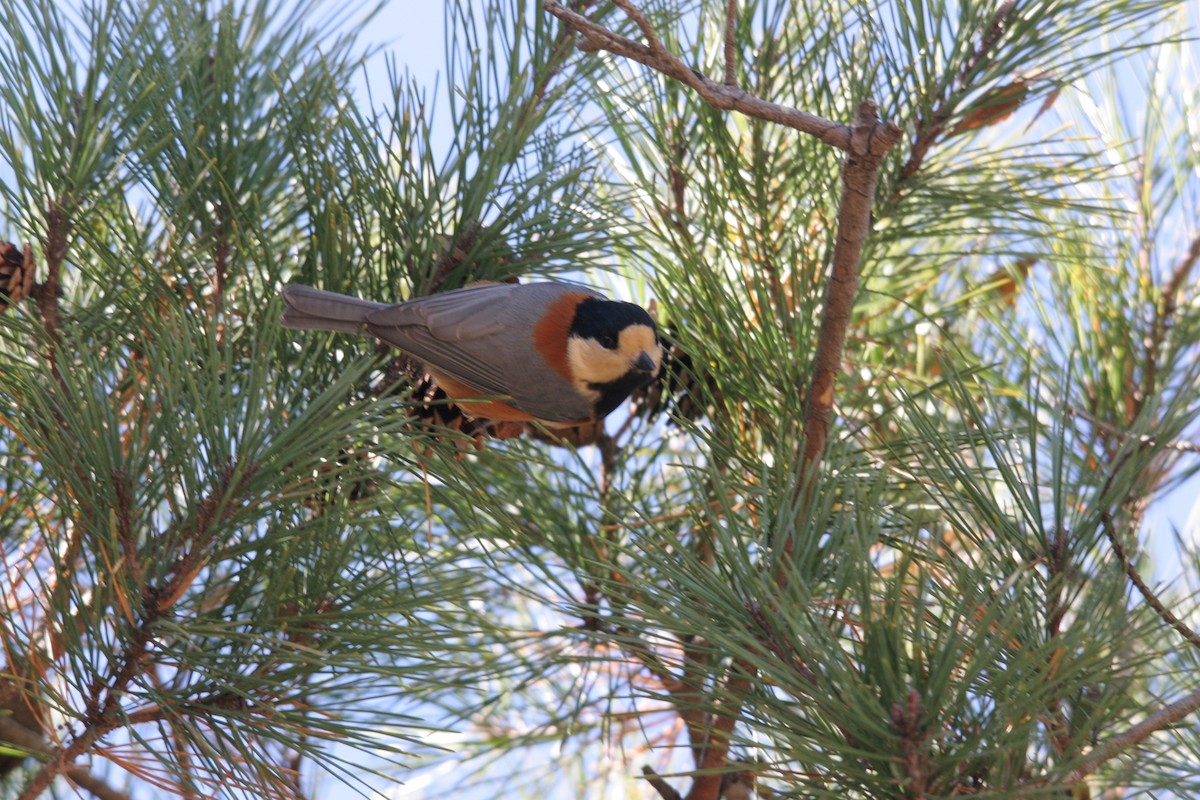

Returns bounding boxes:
[597,332,619,350]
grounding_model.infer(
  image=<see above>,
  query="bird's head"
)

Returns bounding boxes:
[566,297,663,417]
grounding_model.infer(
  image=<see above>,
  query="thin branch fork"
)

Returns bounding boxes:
[1102,509,1200,650]
[1082,439,1200,781]
[542,0,898,154]
[544,0,902,495]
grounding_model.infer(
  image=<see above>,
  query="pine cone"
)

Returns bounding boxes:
[0,242,34,312]
[383,352,531,447]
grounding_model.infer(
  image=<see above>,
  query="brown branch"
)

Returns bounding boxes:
[614,0,666,55]
[685,659,755,800]
[18,461,251,800]
[1093,425,1200,653]
[545,5,901,798]
[801,101,901,470]
[30,198,69,371]
[675,635,713,763]
[896,1,1016,185]
[1042,527,1075,758]
[1141,229,1200,412]
[1072,386,1200,778]
[1160,230,1200,314]
[722,0,738,88]
[211,207,230,322]
[543,0,855,149]
[1069,684,1200,782]
[643,765,684,800]
[0,718,130,800]
[1067,404,1200,454]
[892,688,929,798]
[1101,510,1200,651]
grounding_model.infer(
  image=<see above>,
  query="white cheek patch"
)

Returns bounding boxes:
[566,337,633,387]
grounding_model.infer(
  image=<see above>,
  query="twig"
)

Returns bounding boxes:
[892,688,929,798]
[1100,510,1200,651]
[543,0,856,149]
[1092,404,1200,655]
[1079,390,1200,778]
[896,1,1016,185]
[685,659,755,800]
[675,634,714,764]
[212,217,230,323]
[0,718,131,800]
[18,461,251,800]
[723,0,738,87]
[642,765,684,800]
[1066,404,1200,454]
[31,198,69,371]
[1042,527,1075,758]
[1069,684,1200,782]
[614,0,666,54]
[1141,229,1200,413]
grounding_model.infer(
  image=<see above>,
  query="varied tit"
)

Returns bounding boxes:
[280,281,663,426]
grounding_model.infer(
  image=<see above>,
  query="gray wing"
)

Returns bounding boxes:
[365,284,517,397]
[365,283,600,419]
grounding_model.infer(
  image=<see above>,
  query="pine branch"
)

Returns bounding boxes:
[543,4,902,796]
[1101,510,1200,651]
[1141,230,1200,413]
[896,1,1017,185]
[1042,526,1075,758]
[30,198,68,370]
[685,658,754,800]
[800,100,900,470]
[542,0,859,149]
[1068,405,1200,454]
[721,0,737,88]
[1095,415,1200,655]
[0,718,130,800]
[1070,684,1200,782]
[18,460,252,800]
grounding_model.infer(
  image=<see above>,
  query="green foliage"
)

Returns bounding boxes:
[1,0,1199,798]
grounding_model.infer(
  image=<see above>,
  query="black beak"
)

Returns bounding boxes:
[632,351,657,374]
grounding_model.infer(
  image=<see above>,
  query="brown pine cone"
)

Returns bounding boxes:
[0,242,34,312]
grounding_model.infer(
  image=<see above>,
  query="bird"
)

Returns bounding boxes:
[280,281,663,426]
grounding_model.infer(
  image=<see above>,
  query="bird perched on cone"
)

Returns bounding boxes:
[280,281,662,426]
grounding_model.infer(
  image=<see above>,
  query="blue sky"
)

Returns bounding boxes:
[358,2,447,96]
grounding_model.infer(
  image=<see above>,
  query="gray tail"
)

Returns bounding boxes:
[279,284,387,334]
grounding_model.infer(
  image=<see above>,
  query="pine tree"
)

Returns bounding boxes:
[1,1,1199,799]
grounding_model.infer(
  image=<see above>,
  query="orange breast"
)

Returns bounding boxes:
[425,368,538,422]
